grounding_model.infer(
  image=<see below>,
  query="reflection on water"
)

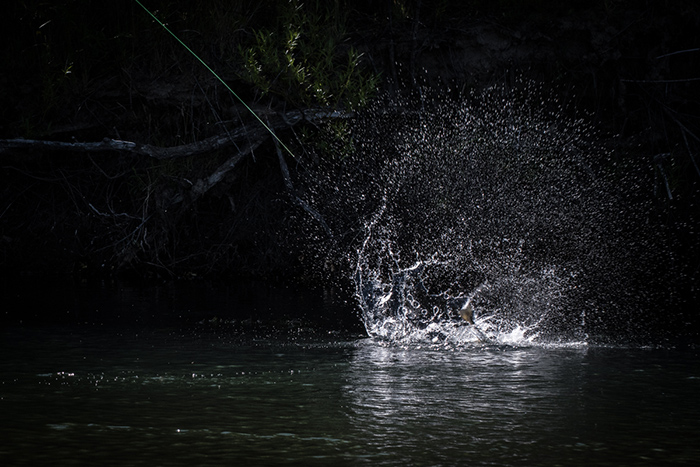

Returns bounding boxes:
[1,327,699,466]
[346,343,585,463]
[345,342,700,466]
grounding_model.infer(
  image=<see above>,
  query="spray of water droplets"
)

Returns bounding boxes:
[298,80,669,348]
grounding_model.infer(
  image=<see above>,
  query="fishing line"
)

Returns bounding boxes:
[133,0,296,157]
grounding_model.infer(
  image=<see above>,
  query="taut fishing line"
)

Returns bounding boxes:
[133,0,296,158]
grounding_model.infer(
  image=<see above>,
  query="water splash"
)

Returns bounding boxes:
[343,82,605,347]
[353,221,586,348]
[299,79,668,347]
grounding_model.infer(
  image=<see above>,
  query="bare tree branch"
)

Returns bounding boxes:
[0,109,352,159]
[271,129,333,238]
[191,137,267,198]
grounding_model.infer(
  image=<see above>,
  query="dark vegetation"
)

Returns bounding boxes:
[1,1,699,335]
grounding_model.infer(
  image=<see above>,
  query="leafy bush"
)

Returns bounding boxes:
[237,0,379,111]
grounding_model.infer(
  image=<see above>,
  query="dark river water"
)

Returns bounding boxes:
[1,281,699,466]
[2,328,699,466]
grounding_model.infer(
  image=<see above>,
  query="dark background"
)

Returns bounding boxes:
[1,1,698,342]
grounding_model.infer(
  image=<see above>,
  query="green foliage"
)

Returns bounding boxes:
[237,0,380,111]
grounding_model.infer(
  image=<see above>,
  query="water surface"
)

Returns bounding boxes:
[2,325,698,466]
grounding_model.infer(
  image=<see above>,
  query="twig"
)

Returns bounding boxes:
[88,203,139,219]
[655,161,674,200]
[656,48,700,59]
